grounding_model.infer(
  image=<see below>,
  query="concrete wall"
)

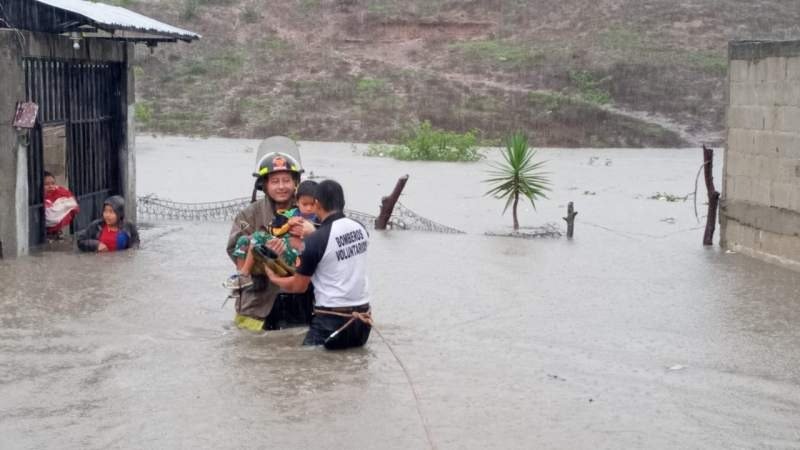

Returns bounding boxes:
[0,30,131,257]
[121,43,137,224]
[0,31,29,258]
[722,40,800,271]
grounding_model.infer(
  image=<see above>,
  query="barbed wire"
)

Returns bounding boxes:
[138,195,251,221]
[484,222,563,239]
[136,195,465,234]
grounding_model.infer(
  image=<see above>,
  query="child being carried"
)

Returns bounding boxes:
[224,181,318,291]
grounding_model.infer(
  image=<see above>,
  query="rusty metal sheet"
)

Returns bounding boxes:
[12,102,38,129]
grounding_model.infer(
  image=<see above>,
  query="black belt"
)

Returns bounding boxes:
[315,303,370,313]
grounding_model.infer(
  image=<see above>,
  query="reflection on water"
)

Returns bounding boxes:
[1,138,798,449]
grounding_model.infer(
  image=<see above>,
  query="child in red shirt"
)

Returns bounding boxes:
[77,195,140,252]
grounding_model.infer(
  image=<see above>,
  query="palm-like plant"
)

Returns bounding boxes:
[484,133,551,231]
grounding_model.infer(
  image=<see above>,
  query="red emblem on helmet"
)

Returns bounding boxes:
[273,156,287,170]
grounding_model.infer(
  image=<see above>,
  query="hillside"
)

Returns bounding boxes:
[127,0,800,147]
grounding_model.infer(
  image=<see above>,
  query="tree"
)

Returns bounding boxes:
[484,133,551,231]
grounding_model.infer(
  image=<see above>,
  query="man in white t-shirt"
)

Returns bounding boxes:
[265,179,372,349]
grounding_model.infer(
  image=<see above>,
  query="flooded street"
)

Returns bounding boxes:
[2,137,799,449]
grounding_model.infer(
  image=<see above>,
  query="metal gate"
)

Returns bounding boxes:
[24,58,123,246]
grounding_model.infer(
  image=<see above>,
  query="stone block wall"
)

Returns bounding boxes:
[722,40,800,271]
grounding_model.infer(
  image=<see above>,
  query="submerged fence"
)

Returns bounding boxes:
[137,195,464,234]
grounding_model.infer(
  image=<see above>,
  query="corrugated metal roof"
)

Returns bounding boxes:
[35,0,200,41]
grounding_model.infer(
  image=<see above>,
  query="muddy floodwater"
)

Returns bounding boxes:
[2,136,799,449]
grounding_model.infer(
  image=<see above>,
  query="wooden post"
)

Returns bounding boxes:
[702,145,720,246]
[375,175,409,230]
[563,201,577,238]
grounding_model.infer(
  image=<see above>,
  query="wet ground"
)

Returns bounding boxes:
[2,136,799,449]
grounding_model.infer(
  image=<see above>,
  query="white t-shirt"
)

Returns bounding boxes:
[297,212,369,308]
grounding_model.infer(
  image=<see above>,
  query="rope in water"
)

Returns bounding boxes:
[373,327,437,450]
[315,309,436,449]
[581,221,705,240]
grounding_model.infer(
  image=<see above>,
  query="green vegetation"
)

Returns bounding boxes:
[207,52,246,77]
[132,65,145,79]
[484,133,551,231]
[288,79,323,96]
[181,60,207,76]
[527,91,572,112]
[287,79,365,105]
[297,0,321,11]
[648,192,689,202]
[177,51,245,80]
[417,0,444,16]
[181,0,237,20]
[356,77,388,96]
[365,0,402,18]
[684,51,727,75]
[465,95,503,112]
[133,0,730,146]
[98,0,138,7]
[366,121,481,161]
[259,36,292,56]
[451,39,544,68]
[238,97,271,115]
[597,25,726,74]
[568,70,612,105]
[134,102,152,124]
[600,26,645,51]
[355,77,397,112]
[181,0,200,20]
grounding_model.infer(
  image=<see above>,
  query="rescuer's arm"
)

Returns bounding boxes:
[265,267,311,293]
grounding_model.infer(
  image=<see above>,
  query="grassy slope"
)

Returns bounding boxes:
[129,0,800,147]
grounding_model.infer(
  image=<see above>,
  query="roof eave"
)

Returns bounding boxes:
[36,0,200,43]
[84,24,200,43]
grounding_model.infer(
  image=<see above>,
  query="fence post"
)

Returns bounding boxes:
[702,146,720,246]
[563,201,577,238]
[375,175,409,230]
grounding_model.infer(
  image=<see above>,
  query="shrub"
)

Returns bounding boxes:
[134,102,152,124]
[366,121,482,162]
[568,70,612,105]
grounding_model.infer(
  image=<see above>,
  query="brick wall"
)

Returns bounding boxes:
[722,40,800,271]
